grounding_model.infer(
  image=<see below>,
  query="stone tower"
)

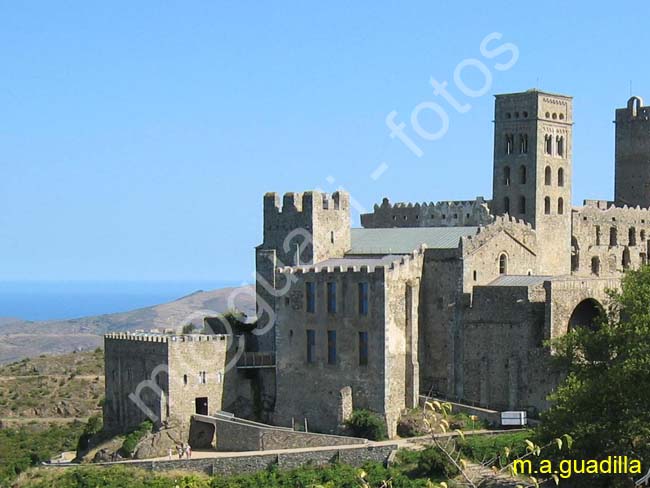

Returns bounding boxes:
[254,191,350,349]
[614,96,650,208]
[491,90,573,275]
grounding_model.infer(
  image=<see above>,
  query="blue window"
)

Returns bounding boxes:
[359,331,368,366]
[306,330,316,363]
[358,282,369,315]
[327,282,336,313]
[327,330,336,365]
[306,282,315,313]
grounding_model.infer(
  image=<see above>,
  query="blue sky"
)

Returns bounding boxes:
[1,1,648,282]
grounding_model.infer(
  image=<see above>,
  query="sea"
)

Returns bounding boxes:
[0,280,243,322]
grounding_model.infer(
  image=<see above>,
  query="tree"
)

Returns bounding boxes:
[539,266,650,487]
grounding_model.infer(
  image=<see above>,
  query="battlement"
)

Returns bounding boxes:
[360,197,492,228]
[264,191,349,215]
[276,244,427,275]
[576,201,650,222]
[104,332,231,343]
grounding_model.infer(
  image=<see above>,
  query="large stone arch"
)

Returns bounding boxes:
[568,298,603,331]
[544,277,619,340]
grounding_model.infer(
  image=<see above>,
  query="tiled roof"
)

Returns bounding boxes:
[348,227,479,255]
[488,275,552,287]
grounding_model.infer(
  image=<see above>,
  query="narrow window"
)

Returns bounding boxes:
[610,227,618,246]
[595,225,601,245]
[473,270,477,281]
[358,282,369,316]
[544,197,551,215]
[558,197,564,215]
[519,165,526,184]
[327,282,336,313]
[499,254,508,275]
[545,166,552,185]
[558,167,565,187]
[629,227,637,246]
[306,282,315,313]
[557,136,564,157]
[183,374,188,385]
[330,231,334,244]
[623,248,631,269]
[358,331,369,366]
[306,329,316,363]
[519,196,526,215]
[641,230,646,241]
[545,135,553,155]
[519,134,528,154]
[641,253,647,266]
[591,256,600,276]
[504,197,510,214]
[503,166,511,186]
[327,330,336,365]
[505,134,514,155]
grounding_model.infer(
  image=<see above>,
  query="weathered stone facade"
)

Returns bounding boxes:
[104,89,650,442]
[103,333,237,433]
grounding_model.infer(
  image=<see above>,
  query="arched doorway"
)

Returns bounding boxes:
[568,299,603,330]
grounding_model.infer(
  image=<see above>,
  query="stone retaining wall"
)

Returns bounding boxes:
[92,444,397,477]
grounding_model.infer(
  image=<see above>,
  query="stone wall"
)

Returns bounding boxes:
[460,284,550,413]
[572,202,650,277]
[103,335,169,433]
[273,263,388,435]
[103,333,237,434]
[197,415,366,451]
[360,197,492,228]
[94,444,397,477]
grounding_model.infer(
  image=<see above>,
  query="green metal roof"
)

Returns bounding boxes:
[349,227,479,255]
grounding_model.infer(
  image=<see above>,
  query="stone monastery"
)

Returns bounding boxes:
[104,90,650,439]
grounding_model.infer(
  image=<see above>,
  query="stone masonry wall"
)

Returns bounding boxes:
[360,197,492,228]
[273,264,387,435]
[93,444,397,477]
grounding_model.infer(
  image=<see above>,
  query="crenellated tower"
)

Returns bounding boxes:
[254,191,350,350]
[614,96,650,208]
[491,90,573,275]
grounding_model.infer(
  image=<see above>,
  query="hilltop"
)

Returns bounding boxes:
[0,286,254,364]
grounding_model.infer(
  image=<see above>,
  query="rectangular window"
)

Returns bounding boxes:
[306,282,315,313]
[327,282,336,313]
[306,329,316,363]
[358,282,369,315]
[327,330,336,365]
[358,331,368,366]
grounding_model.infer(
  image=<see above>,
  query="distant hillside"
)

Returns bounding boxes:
[0,286,255,364]
[0,349,104,425]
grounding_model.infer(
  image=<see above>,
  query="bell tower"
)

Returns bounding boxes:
[492,90,573,275]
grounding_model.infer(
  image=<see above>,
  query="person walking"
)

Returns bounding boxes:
[185,444,191,459]
[177,444,184,459]
[167,448,172,460]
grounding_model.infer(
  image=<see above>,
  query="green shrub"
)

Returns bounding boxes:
[415,446,459,478]
[118,420,153,457]
[345,409,387,441]
[457,430,531,462]
[76,415,104,452]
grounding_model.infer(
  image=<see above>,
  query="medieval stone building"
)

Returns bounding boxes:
[104,89,650,439]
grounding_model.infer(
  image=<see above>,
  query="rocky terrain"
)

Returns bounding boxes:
[0,286,255,364]
[0,349,105,425]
